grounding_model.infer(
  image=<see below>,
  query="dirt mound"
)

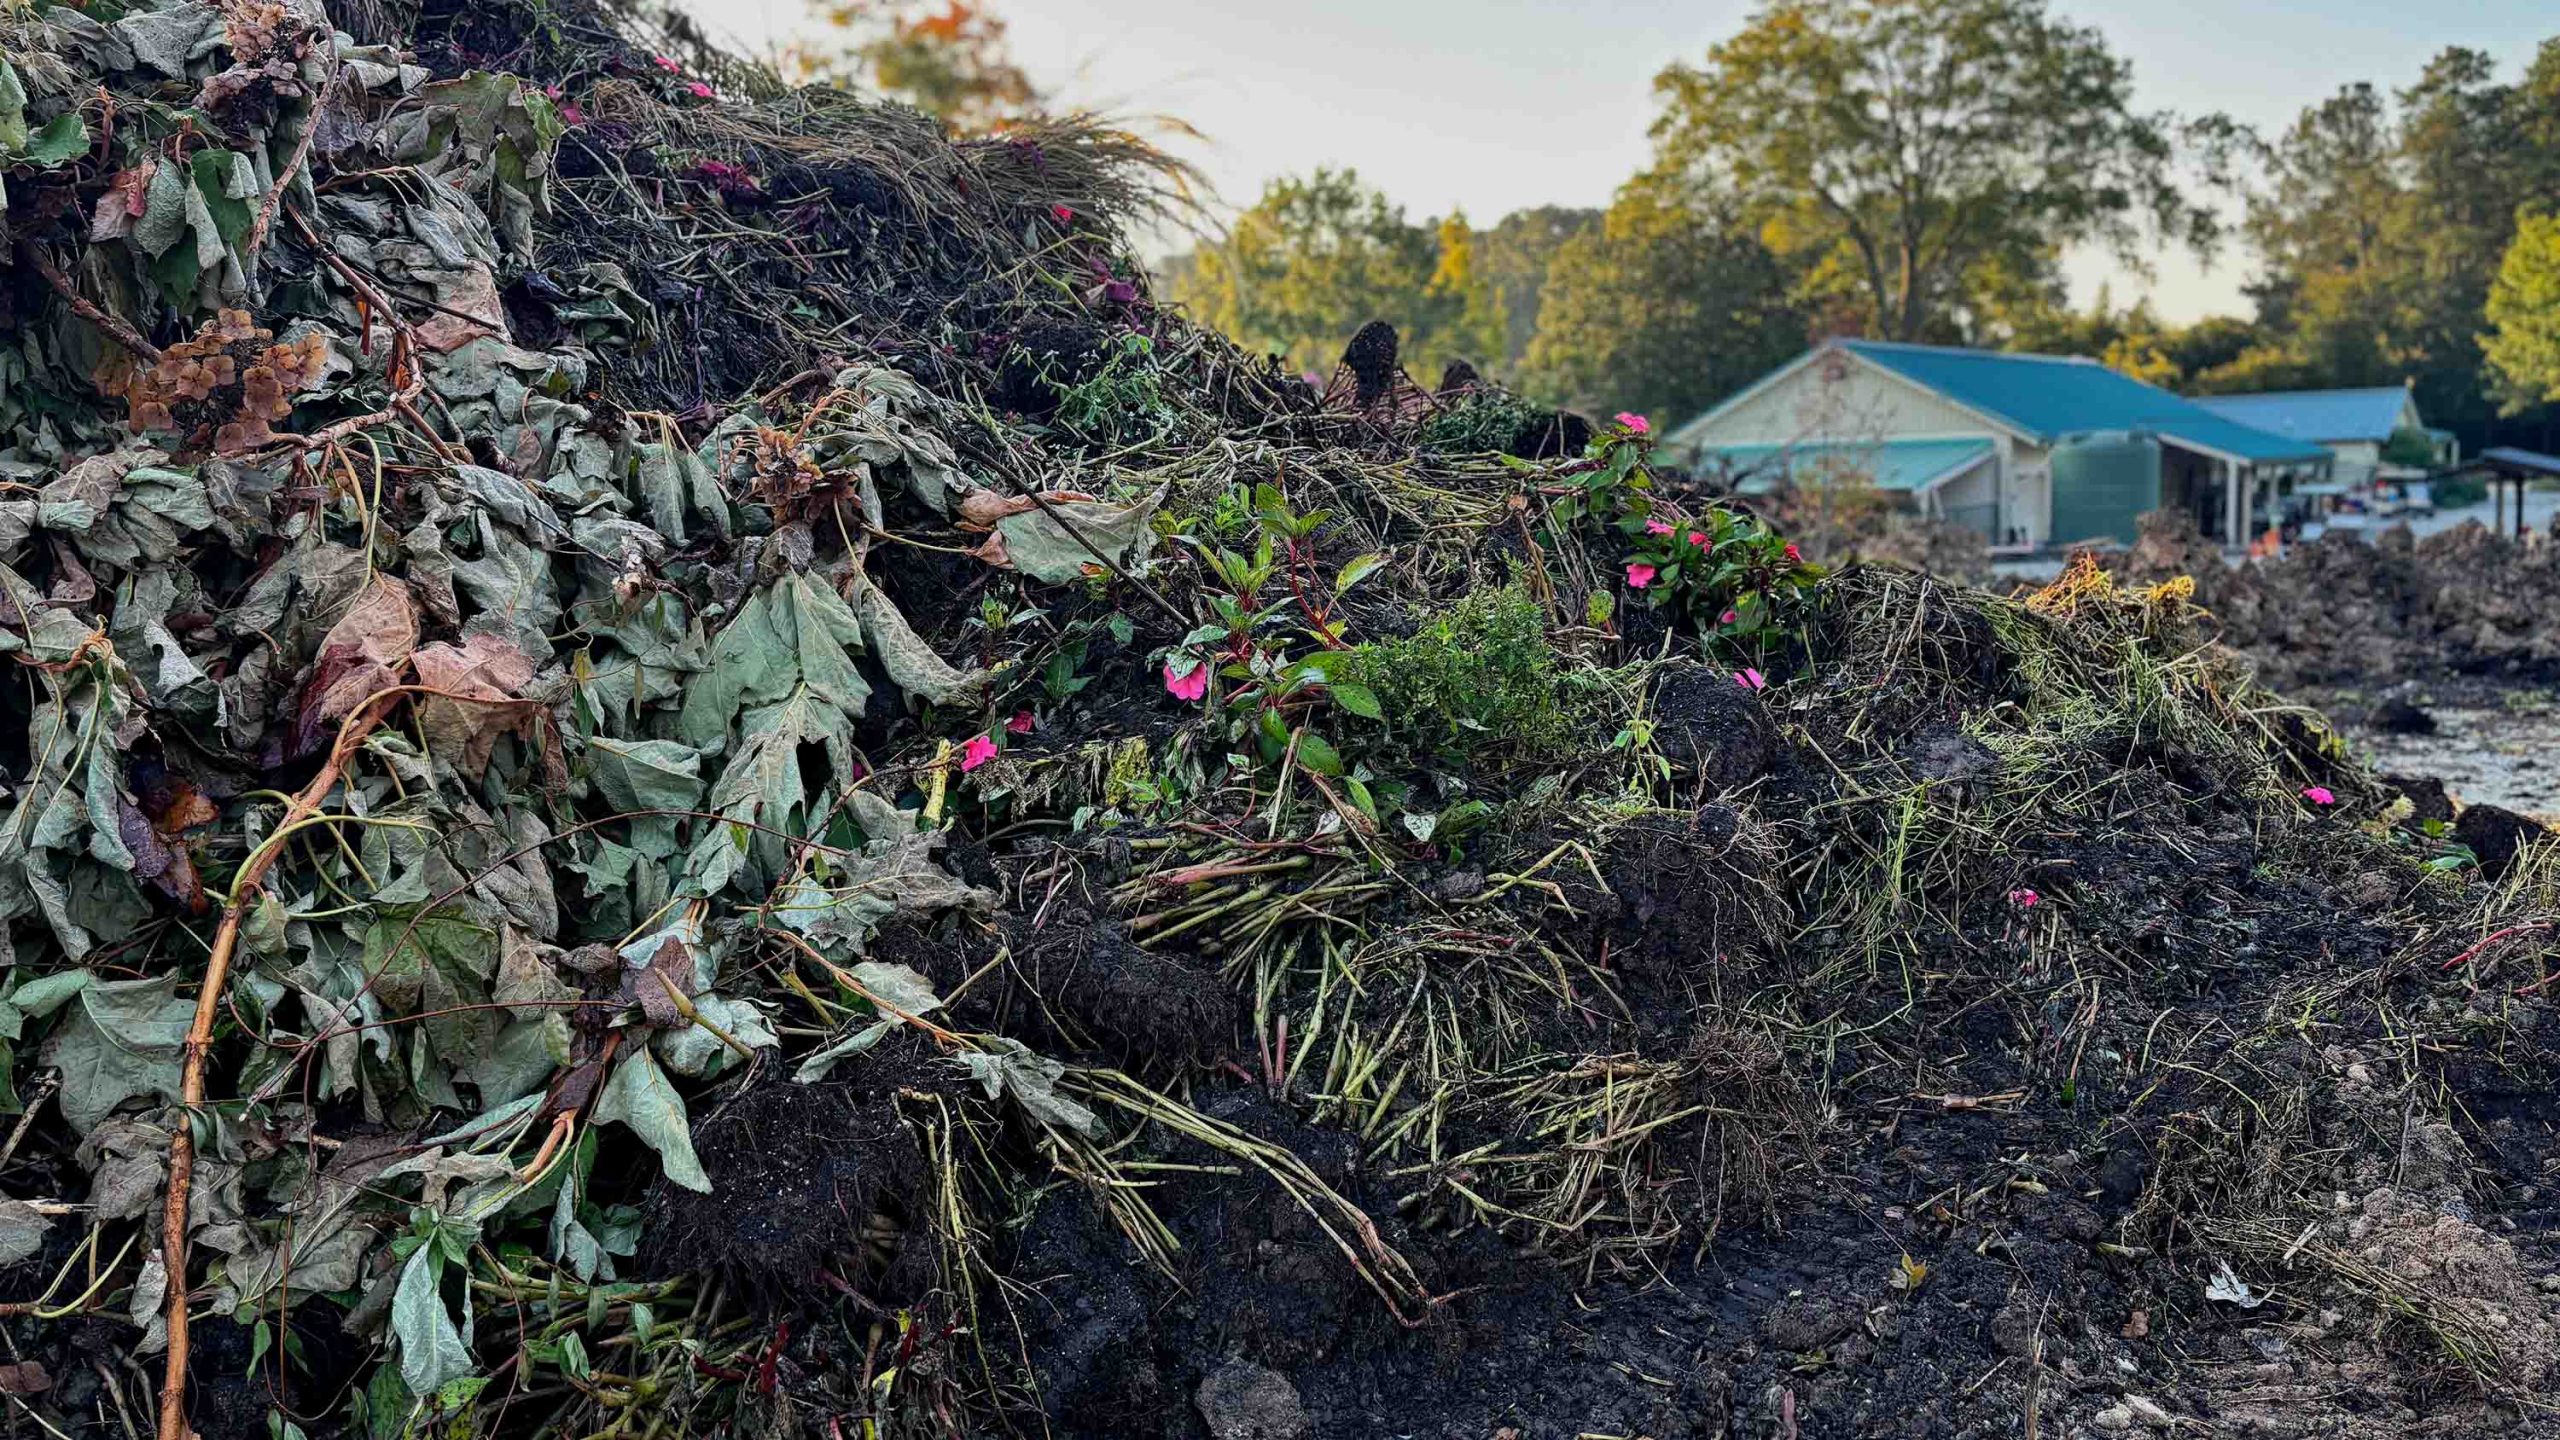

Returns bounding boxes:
[0,4,2555,1440]
[2124,508,2560,692]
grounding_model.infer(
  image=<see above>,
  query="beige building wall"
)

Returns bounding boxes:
[1676,349,2055,544]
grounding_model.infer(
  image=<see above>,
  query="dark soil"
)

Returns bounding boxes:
[644,1041,959,1304]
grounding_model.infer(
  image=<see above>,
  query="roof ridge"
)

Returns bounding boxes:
[1837,338,2099,366]
[2198,385,2408,400]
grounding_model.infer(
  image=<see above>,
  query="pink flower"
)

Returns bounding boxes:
[1687,531,1710,549]
[1734,668,1766,691]
[652,54,681,72]
[559,100,586,126]
[1051,203,1076,223]
[960,735,999,772]
[1006,710,1035,735]
[686,81,715,100]
[1164,660,1210,702]
[2008,887,2040,908]
[1625,562,1657,589]
[1614,412,1650,435]
[1645,517,1674,536]
[1719,609,1738,625]
[2302,785,2336,806]
[1783,542,1802,563]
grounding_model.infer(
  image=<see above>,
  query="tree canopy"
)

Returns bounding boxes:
[2486,210,2560,412]
[789,1,1041,132]
[1644,0,2213,343]
[1164,188,1600,385]
[1520,189,1804,423]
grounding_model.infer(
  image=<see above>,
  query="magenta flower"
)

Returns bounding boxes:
[559,100,586,126]
[1051,203,1076,223]
[1645,517,1674,536]
[1783,542,1802,563]
[652,54,681,72]
[1006,710,1036,735]
[1625,562,1657,589]
[1734,668,1766,690]
[960,735,999,772]
[1614,412,1650,435]
[1164,660,1210,702]
[686,81,715,99]
[2302,785,2336,806]
[1719,608,1738,625]
[2008,887,2040,908]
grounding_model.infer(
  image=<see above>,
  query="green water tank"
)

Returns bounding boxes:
[2049,429,2162,546]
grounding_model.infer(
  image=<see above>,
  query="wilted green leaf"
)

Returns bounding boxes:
[593,1046,709,1192]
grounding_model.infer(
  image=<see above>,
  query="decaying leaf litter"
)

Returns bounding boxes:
[1,2,2557,1438]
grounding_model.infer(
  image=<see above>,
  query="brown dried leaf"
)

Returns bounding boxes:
[0,1361,49,1396]
[411,632,540,776]
[620,931,699,1028]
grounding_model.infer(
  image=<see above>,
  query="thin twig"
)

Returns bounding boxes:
[18,242,161,363]
[157,683,404,1440]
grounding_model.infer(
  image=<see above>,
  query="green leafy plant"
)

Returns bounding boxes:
[1345,581,1580,759]
[1575,426,1821,657]
[1050,332,1179,447]
[1159,484,1386,777]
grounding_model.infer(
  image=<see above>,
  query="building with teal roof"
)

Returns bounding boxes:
[1664,339,2335,549]
[2191,385,2454,488]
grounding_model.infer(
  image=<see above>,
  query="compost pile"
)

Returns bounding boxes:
[3,4,2560,1439]
[2125,509,2560,695]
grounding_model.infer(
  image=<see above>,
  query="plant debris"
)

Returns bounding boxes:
[0,4,2556,1440]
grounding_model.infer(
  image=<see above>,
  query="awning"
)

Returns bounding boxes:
[1695,437,1997,496]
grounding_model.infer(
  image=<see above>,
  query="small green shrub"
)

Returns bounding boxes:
[2430,474,2486,509]
[1051,333,1179,447]
[1347,582,1581,756]
[1417,390,1551,455]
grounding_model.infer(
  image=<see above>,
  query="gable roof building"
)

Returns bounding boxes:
[1665,339,2332,548]
[2191,386,2453,483]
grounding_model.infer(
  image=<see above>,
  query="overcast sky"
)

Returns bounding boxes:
[686,0,2556,323]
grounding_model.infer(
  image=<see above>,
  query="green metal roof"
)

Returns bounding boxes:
[1834,341,2331,466]
[1697,437,1996,495]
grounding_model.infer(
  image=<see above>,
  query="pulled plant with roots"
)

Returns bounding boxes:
[0,0,2553,1437]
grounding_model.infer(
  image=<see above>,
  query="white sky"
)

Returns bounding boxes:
[681,0,2557,323]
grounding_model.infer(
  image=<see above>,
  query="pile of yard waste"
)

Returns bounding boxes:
[2125,509,2560,695]
[4,5,2560,1440]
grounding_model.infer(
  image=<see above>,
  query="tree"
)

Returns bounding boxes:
[1468,207,1603,373]
[1644,0,2212,342]
[2485,210,2560,412]
[1172,169,1475,378]
[2223,41,2560,448]
[1519,188,1804,424]
[789,1,1039,132]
